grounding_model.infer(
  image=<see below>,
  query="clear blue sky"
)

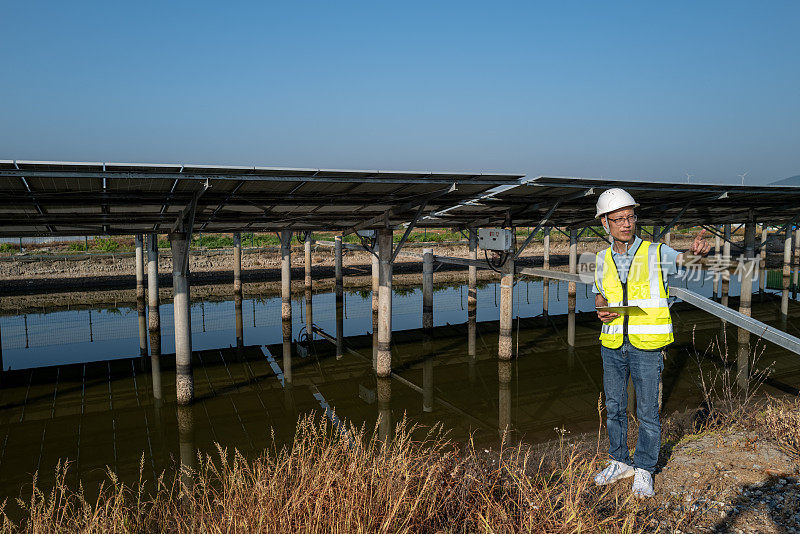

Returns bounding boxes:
[2,1,798,184]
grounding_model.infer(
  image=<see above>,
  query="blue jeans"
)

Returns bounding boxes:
[601,340,664,473]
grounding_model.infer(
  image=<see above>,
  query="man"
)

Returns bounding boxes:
[592,188,710,498]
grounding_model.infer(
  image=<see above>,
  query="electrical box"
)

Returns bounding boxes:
[356,230,376,238]
[478,228,514,251]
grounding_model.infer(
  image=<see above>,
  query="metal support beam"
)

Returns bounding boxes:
[170,231,194,405]
[345,183,456,236]
[376,229,394,376]
[671,286,800,355]
[390,202,427,263]
[512,201,561,260]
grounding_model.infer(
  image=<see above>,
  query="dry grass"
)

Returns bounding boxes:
[0,413,661,533]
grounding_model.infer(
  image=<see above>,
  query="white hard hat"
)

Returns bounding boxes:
[595,188,639,218]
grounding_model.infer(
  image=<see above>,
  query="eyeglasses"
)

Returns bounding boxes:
[606,214,637,226]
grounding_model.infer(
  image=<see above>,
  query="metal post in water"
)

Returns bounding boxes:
[498,249,515,361]
[335,290,344,360]
[737,215,756,392]
[281,230,292,322]
[759,225,767,293]
[147,234,161,356]
[542,226,551,315]
[170,231,194,405]
[376,229,394,376]
[233,232,242,296]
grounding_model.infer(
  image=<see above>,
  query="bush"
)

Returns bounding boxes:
[92,238,119,253]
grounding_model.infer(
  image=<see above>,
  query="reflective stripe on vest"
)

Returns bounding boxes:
[596,240,674,350]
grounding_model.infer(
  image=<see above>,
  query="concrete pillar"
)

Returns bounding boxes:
[498,250,515,361]
[468,229,478,365]
[136,235,147,357]
[782,225,792,321]
[759,226,767,292]
[281,230,292,322]
[794,227,800,299]
[377,377,392,444]
[498,360,511,438]
[146,234,161,356]
[371,243,379,315]
[304,235,313,342]
[713,230,721,298]
[335,236,344,300]
[135,234,145,299]
[721,224,731,309]
[233,232,242,295]
[543,227,550,315]
[568,228,578,311]
[170,231,194,405]
[235,294,243,349]
[422,249,433,330]
[304,233,312,291]
[376,229,393,376]
[665,231,671,247]
[737,217,756,392]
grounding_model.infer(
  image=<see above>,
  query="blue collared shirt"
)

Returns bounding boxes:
[592,235,680,293]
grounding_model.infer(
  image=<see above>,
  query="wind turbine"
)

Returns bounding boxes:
[686,173,693,183]
[738,172,748,185]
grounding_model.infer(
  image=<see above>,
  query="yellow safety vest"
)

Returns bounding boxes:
[594,240,673,350]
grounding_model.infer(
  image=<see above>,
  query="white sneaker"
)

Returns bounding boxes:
[632,468,654,498]
[594,460,634,486]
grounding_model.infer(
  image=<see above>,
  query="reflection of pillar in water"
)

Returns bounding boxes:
[423,353,434,413]
[498,360,511,438]
[235,294,243,349]
[305,289,313,343]
[151,351,163,407]
[737,216,756,392]
[567,308,576,370]
[177,405,196,492]
[543,227,550,315]
[335,291,344,360]
[281,230,292,322]
[713,230,721,299]
[377,377,392,443]
[422,248,434,413]
[468,229,477,376]
[147,234,161,355]
[282,319,292,385]
[233,232,242,295]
